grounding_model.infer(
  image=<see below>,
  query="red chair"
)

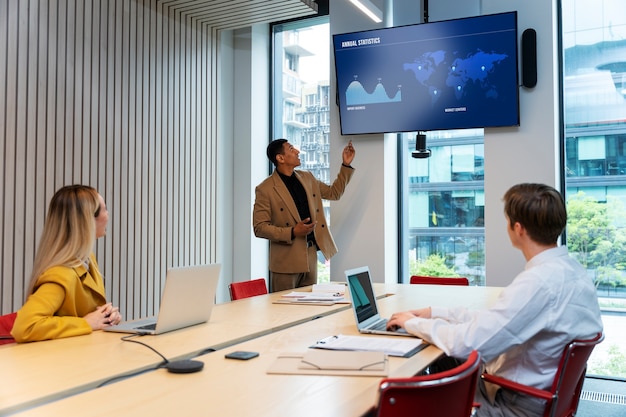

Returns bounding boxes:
[228,278,268,301]
[0,312,17,345]
[410,275,469,286]
[482,332,604,417]
[372,350,481,417]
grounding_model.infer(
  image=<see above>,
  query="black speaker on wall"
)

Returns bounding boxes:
[522,28,537,88]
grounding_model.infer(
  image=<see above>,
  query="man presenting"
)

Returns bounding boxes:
[253,139,355,292]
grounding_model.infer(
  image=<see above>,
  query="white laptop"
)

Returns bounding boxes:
[105,263,221,335]
[345,266,411,337]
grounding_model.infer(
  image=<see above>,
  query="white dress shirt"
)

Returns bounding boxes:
[404,246,603,390]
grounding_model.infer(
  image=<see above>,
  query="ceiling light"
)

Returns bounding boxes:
[349,0,382,23]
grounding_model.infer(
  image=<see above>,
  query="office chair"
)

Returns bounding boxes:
[228,278,268,301]
[372,350,481,417]
[481,332,604,417]
[410,275,469,286]
[0,311,17,345]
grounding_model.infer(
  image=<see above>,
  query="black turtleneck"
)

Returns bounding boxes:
[277,170,311,222]
[277,171,316,245]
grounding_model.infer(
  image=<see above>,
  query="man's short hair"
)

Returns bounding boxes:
[267,139,288,166]
[503,183,567,245]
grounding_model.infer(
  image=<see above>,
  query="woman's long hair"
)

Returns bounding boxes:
[26,185,100,297]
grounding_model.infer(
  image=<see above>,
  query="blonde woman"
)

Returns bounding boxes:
[12,185,122,342]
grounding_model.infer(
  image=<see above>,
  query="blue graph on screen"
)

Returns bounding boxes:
[345,77,401,106]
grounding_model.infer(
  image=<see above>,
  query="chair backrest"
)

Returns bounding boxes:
[548,332,604,417]
[375,350,481,417]
[0,312,17,345]
[410,276,469,286]
[228,278,268,301]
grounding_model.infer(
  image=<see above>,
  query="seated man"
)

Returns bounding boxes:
[387,183,603,417]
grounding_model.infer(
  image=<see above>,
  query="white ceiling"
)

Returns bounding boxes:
[159,0,319,30]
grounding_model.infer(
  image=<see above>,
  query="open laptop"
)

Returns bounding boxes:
[105,263,221,335]
[345,266,411,337]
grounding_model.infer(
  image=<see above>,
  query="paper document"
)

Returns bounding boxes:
[311,334,425,357]
[281,291,345,302]
[312,283,346,294]
[273,299,339,306]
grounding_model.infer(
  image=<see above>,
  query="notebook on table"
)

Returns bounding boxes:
[345,266,411,337]
[104,263,221,335]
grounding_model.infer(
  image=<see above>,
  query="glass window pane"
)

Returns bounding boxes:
[563,0,626,379]
[578,136,606,160]
[430,147,452,182]
[452,145,475,173]
[401,130,485,286]
[272,17,330,281]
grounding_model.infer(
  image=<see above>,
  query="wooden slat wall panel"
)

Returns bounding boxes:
[0,0,316,318]
[0,0,217,319]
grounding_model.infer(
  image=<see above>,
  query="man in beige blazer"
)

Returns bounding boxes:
[253,139,356,292]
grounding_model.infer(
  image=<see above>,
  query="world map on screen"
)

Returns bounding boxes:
[403,49,510,105]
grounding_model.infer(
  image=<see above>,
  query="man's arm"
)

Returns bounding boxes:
[317,164,355,201]
[401,276,552,360]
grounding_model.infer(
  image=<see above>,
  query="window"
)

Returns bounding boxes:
[272,16,331,281]
[400,129,485,285]
[563,0,626,379]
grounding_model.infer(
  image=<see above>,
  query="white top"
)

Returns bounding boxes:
[404,246,603,390]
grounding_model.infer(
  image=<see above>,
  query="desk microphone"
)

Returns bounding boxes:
[166,359,204,374]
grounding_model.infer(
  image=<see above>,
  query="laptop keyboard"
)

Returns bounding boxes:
[135,323,157,331]
[370,319,389,331]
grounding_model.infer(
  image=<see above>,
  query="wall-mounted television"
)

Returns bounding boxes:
[332,11,520,135]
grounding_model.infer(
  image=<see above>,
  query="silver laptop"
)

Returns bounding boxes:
[105,263,221,335]
[345,266,410,337]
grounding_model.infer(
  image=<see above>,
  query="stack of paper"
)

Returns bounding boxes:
[311,283,346,294]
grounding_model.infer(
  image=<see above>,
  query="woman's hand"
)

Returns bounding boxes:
[84,303,123,330]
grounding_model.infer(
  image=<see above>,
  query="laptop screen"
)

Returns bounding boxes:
[346,268,378,323]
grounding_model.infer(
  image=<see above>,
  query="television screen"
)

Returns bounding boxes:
[333,12,520,135]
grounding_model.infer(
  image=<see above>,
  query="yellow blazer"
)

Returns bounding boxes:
[12,254,108,342]
[253,165,354,273]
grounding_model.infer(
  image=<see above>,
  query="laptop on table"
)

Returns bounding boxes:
[105,263,221,335]
[345,266,411,337]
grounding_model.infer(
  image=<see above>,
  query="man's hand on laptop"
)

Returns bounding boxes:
[387,307,432,331]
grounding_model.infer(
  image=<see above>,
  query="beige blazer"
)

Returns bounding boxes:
[253,165,354,273]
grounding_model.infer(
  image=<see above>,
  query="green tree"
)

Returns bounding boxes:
[567,193,626,267]
[566,192,609,268]
[409,253,459,277]
[588,344,626,378]
[567,192,626,291]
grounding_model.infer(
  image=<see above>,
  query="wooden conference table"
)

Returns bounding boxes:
[0,287,356,415]
[3,284,502,417]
